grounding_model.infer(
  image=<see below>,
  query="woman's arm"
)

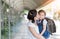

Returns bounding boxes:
[29,27,45,39]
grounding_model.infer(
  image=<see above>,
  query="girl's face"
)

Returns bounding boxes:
[39,12,45,20]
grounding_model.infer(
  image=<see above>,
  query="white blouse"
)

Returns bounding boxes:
[27,21,39,39]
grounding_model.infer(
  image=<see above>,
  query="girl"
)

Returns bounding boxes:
[37,10,50,39]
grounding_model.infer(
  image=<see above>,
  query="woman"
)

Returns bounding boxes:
[27,9,45,39]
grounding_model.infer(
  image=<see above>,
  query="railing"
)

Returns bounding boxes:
[1,0,24,39]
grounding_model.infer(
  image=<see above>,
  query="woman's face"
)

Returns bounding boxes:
[34,13,39,21]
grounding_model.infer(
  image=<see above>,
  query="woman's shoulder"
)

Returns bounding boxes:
[27,21,33,24]
[27,21,34,27]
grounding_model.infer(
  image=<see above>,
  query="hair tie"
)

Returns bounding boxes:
[30,13,32,15]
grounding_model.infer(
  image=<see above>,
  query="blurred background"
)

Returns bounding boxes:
[0,0,60,39]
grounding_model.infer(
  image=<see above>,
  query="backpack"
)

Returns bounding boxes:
[45,17,56,34]
[36,17,56,34]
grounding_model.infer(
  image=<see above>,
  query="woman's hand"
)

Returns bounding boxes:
[37,35,45,39]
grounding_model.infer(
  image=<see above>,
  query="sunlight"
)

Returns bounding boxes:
[37,0,60,35]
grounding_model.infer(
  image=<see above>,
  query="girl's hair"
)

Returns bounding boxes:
[27,9,37,23]
[38,10,46,15]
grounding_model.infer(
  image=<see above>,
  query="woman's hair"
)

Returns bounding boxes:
[38,10,46,15]
[27,9,37,23]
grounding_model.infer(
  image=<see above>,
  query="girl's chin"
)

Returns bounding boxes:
[40,18,43,20]
[40,18,42,19]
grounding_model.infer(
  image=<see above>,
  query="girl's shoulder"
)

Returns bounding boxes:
[43,19,47,22]
[43,19,47,24]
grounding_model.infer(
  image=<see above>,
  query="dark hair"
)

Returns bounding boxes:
[38,10,46,15]
[27,9,37,23]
